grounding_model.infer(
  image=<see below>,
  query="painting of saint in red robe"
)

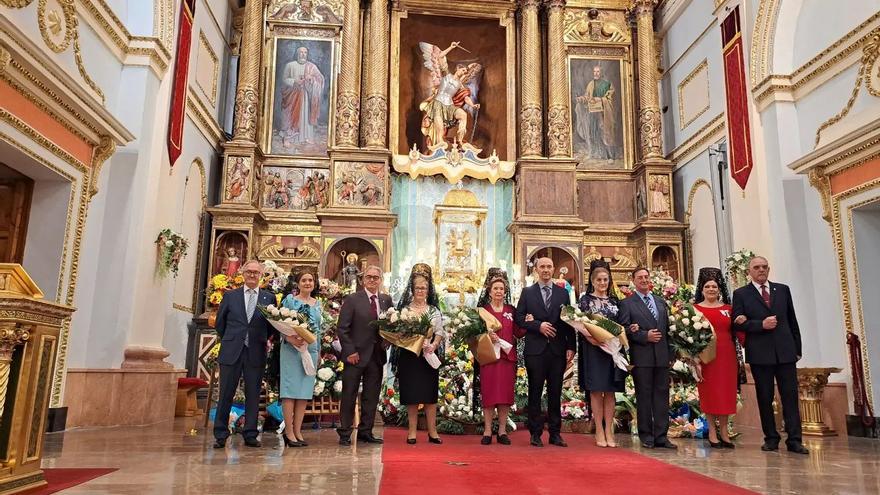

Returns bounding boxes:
[270,39,333,156]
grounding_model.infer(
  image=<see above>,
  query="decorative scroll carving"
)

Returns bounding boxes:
[808,168,833,223]
[362,94,388,149]
[88,136,115,198]
[233,86,259,142]
[520,105,543,157]
[563,8,630,44]
[335,91,360,147]
[638,107,663,159]
[547,105,571,158]
[268,0,344,24]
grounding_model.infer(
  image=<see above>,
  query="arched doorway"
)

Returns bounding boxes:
[527,246,581,296]
[322,237,381,289]
[651,245,680,282]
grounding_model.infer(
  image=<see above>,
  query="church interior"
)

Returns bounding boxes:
[1,0,879,493]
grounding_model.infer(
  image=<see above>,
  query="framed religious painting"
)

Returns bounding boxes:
[567,47,634,169]
[330,161,388,209]
[265,29,337,158]
[388,9,517,183]
[260,166,330,211]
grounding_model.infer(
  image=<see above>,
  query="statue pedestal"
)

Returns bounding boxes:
[797,367,843,436]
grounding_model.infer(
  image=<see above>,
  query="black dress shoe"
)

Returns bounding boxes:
[296,437,309,447]
[640,441,655,449]
[708,440,723,449]
[656,441,678,450]
[406,437,416,445]
[530,434,543,447]
[720,440,735,449]
[339,437,352,446]
[761,442,779,451]
[496,434,511,445]
[481,435,492,445]
[428,435,443,444]
[213,438,226,449]
[243,438,262,448]
[357,434,384,444]
[549,436,568,447]
[283,435,303,448]
[787,443,809,455]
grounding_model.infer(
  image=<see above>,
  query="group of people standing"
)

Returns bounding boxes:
[210,254,808,456]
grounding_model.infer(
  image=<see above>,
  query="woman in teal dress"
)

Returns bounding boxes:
[280,270,322,448]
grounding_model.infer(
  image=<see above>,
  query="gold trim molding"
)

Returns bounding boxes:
[666,113,725,166]
[197,30,219,105]
[677,59,709,130]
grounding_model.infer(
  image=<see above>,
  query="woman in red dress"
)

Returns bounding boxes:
[478,272,525,445]
[694,267,742,448]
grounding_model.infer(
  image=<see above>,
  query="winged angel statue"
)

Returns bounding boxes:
[418,41,484,152]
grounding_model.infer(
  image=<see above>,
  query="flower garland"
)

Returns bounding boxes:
[155,228,188,278]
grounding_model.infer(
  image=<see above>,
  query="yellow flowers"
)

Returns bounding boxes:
[336,361,344,371]
[211,274,229,289]
[233,274,245,285]
[516,367,526,377]
[445,392,455,402]
[463,361,473,372]
[209,291,224,305]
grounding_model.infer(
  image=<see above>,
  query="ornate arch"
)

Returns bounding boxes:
[174,158,208,313]
[749,0,783,88]
[684,179,713,281]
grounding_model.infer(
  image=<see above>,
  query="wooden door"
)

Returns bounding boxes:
[0,177,33,263]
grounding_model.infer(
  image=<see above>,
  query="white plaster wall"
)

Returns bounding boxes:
[20,180,70,302]
[787,0,880,70]
[689,184,721,275]
[853,204,880,405]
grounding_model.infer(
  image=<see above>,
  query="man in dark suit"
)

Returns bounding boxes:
[336,265,393,446]
[617,267,677,449]
[213,260,276,449]
[515,257,576,447]
[732,256,808,454]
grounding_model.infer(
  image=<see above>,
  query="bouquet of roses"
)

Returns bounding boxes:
[445,307,513,366]
[373,308,438,367]
[561,305,629,371]
[668,304,716,379]
[259,304,317,375]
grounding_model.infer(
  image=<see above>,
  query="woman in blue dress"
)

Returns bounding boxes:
[280,270,322,447]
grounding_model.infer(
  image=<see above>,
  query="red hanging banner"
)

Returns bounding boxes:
[167,0,197,168]
[721,7,754,191]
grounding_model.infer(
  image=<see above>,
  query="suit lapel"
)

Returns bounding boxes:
[633,293,657,326]
[749,284,770,310]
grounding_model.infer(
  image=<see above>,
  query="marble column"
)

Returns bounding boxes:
[231,0,264,143]
[519,0,543,158]
[361,0,390,149]
[335,0,362,148]
[633,0,663,161]
[545,0,571,158]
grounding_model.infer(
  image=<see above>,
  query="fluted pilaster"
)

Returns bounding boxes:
[361,0,389,149]
[519,0,543,157]
[634,0,662,160]
[545,0,571,158]
[232,0,264,143]
[335,0,362,147]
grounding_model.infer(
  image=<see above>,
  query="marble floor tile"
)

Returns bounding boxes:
[40,418,880,494]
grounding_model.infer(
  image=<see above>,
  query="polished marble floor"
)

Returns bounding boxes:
[41,418,880,494]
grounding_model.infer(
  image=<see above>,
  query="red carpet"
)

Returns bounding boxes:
[379,428,755,495]
[23,468,117,494]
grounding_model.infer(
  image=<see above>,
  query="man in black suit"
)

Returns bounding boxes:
[515,257,576,447]
[732,256,808,454]
[617,267,677,449]
[213,260,276,449]
[336,265,393,446]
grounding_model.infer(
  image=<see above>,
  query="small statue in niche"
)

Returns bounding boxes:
[221,247,242,277]
[340,252,361,290]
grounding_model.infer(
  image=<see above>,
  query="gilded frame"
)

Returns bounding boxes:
[262,23,340,160]
[389,5,517,163]
[566,45,635,170]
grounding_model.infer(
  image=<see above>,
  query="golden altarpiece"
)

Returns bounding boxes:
[205,0,684,313]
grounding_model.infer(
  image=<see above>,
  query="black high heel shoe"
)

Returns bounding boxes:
[295,436,309,447]
[708,439,723,449]
[428,435,443,445]
[406,437,417,445]
[720,439,735,449]
[283,434,303,448]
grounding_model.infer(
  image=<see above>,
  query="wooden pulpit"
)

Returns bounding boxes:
[0,264,74,494]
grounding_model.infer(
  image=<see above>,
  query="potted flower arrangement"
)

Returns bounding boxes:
[155,228,188,278]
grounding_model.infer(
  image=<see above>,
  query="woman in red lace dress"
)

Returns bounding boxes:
[478,272,525,445]
[694,267,742,448]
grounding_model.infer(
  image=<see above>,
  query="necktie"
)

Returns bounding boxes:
[245,289,256,348]
[761,285,770,306]
[542,286,551,310]
[643,295,657,319]
[370,295,379,319]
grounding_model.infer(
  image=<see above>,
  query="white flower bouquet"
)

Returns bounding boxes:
[445,307,513,366]
[259,304,317,375]
[668,304,717,373]
[373,308,436,366]
[725,249,757,286]
[561,305,630,371]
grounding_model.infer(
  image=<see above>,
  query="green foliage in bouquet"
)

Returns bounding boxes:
[445,307,487,347]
